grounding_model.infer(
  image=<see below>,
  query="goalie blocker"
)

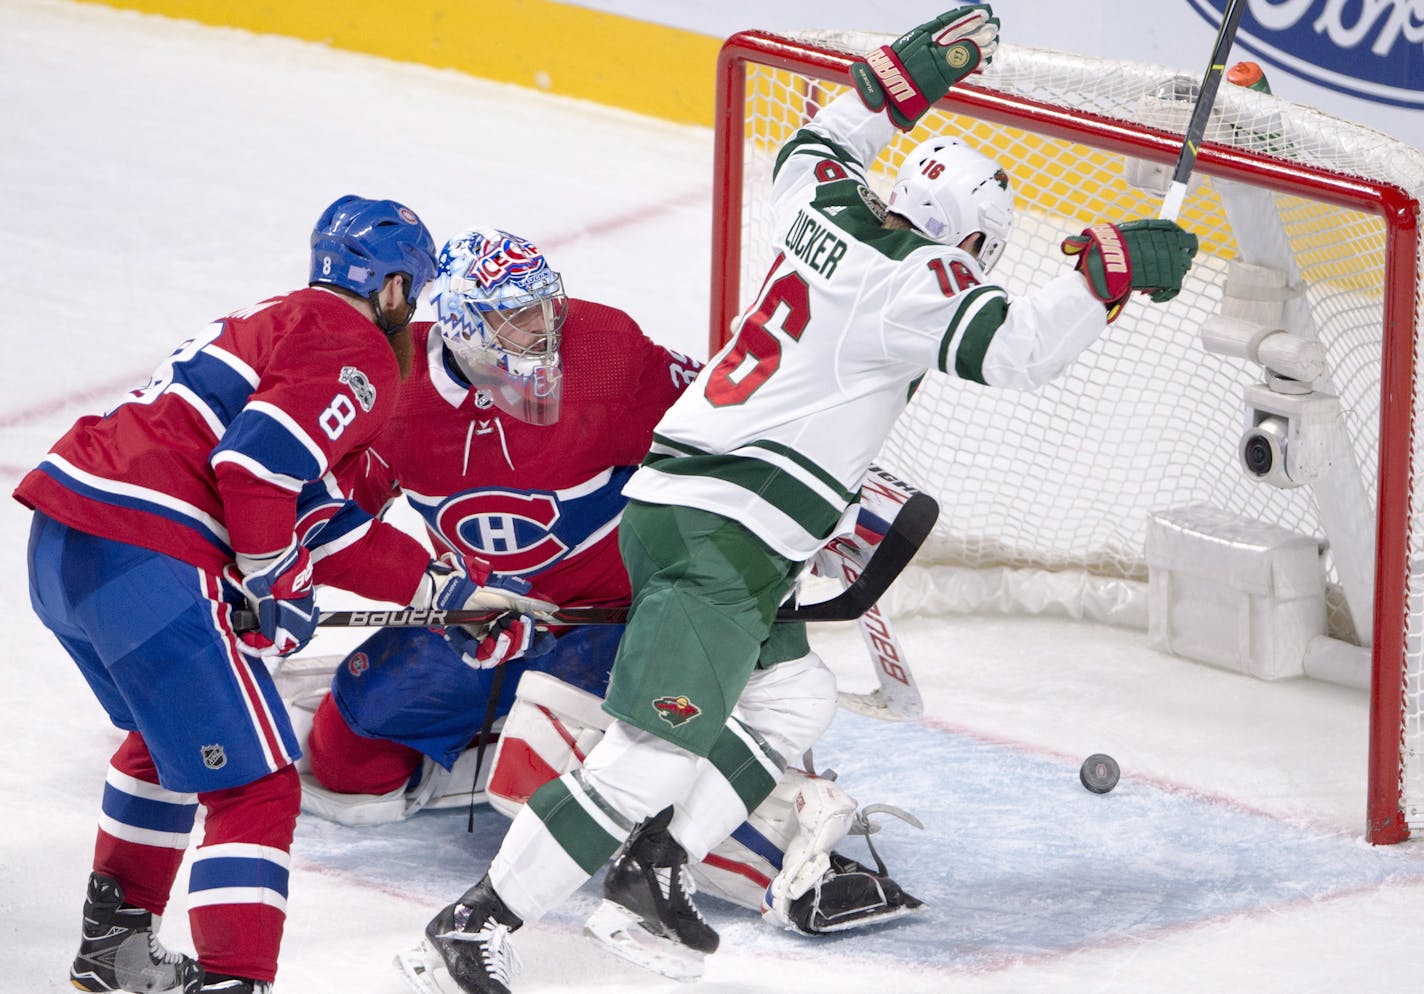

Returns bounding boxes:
[487,671,925,937]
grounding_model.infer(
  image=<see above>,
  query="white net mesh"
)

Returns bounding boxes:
[719,33,1424,840]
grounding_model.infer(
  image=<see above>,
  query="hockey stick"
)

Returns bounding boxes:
[1158,0,1247,221]
[233,491,939,632]
[816,465,929,720]
[789,489,937,622]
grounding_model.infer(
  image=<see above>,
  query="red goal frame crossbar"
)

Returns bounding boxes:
[708,30,1422,843]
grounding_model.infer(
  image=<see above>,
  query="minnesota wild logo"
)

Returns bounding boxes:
[652,695,701,728]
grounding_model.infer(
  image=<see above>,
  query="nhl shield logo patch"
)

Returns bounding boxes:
[201,744,228,770]
[652,695,701,728]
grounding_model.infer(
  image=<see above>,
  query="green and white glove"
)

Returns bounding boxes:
[850,4,1001,131]
[1061,219,1199,323]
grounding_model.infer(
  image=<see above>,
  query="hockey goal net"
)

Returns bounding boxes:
[709,31,1424,843]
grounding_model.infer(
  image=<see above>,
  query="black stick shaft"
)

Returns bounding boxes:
[1160,0,1247,221]
[233,492,940,633]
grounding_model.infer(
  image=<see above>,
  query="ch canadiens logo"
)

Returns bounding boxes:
[434,489,569,574]
[1187,0,1424,108]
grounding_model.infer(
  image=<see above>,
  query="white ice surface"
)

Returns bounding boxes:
[5,2,1424,993]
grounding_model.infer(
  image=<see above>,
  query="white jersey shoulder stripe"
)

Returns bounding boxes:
[39,453,229,544]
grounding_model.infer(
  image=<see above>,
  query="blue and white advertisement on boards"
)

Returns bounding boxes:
[571,0,1424,148]
[1184,0,1421,109]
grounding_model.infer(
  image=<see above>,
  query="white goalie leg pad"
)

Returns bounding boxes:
[270,653,421,825]
[688,767,819,912]
[813,473,925,722]
[270,654,346,775]
[691,769,928,935]
[296,749,478,826]
[412,745,503,815]
[274,653,506,825]
[486,671,612,818]
[298,773,411,826]
[761,772,859,929]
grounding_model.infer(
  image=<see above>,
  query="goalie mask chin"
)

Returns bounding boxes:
[433,226,568,425]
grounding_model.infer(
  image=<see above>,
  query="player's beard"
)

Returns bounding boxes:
[386,325,413,380]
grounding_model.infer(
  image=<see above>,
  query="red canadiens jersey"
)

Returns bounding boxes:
[14,288,405,573]
[347,302,701,608]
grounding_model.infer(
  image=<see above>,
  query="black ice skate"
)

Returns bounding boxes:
[70,872,203,994]
[787,851,925,935]
[395,875,523,994]
[195,976,269,994]
[584,807,718,981]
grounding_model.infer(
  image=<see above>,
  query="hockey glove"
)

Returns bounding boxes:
[414,552,558,618]
[850,4,1000,131]
[445,611,556,670]
[1061,218,1199,323]
[225,541,318,658]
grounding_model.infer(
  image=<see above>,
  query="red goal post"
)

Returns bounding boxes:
[709,30,1423,844]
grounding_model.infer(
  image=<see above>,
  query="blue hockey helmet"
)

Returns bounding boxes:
[309,195,438,310]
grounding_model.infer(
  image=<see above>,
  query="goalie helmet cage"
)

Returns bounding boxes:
[708,30,1424,844]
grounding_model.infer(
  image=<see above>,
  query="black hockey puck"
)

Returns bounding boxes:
[1080,753,1120,794]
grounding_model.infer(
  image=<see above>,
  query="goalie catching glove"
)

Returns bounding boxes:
[1061,218,1199,323]
[851,4,1000,131]
[411,552,557,618]
[413,553,558,669]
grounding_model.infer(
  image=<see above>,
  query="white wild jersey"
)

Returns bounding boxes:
[625,92,1108,561]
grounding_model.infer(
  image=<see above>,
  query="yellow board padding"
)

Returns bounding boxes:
[73,0,723,126]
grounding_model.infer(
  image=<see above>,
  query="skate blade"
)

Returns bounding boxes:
[71,968,193,994]
[394,940,460,994]
[583,900,705,982]
[812,900,925,934]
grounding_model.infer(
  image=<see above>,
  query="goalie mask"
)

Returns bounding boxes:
[433,227,568,425]
[887,136,1014,273]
